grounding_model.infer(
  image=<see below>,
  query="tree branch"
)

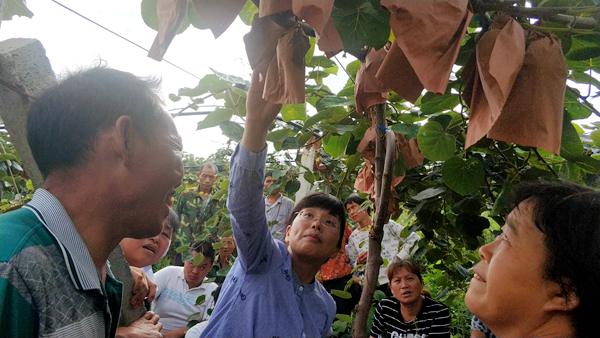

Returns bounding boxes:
[352,104,396,338]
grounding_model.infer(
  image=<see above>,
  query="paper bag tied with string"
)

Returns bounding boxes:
[487,30,567,154]
[379,0,472,102]
[355,48,388,114]
[190,0,246,38]
[244,15,309,104]
[148,0,187,61]
[463,16,526,148]
[259,0,343,57]
[263,27,310,104]
[354,125,424,206]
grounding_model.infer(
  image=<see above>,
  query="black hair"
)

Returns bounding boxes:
[286,192,346,248]
[511,181,600,338]
[344,194,372,214]
[165,208,180,234]
[387,258,423,283]
[27,66,164,178]
[190,241,216,263]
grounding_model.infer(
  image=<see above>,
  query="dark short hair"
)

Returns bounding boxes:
[286,192,346,248]
[387,258,423,283]
[165,208,180,234]
[511,181,600,338]
[27,67,164,178]
[189,241,216,263]
[344,194,372,214]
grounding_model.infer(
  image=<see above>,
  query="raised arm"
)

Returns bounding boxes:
[227,71,282,272]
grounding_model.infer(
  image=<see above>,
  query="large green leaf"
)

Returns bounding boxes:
[267,129,293,143]
[316,96,353,110]
[390,123,419,139]
[331,0,390,53]
[564,88,592,120]
[323,133,351,158]
[281,104,307,122]
[566,35,600,61]
[416,121,457,161]
[560,119,584,160]
[420,93,460,115]
[197,109,233,130]
[442,157,485,196]
[219,121,244,142]
[238,0,258,26]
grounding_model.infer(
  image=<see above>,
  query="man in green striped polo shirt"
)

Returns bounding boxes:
[0,67,183,337]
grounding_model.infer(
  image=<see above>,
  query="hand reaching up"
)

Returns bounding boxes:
[241,70,282,152]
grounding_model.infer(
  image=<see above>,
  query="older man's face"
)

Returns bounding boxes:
[127,115,183,238]
[198,166,217,193]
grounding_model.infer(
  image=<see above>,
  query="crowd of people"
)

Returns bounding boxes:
[0,67,598,338]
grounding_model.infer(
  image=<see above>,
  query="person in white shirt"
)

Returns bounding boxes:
[263,170,295,241]
[344,195,420,295]
[153,241,218,338]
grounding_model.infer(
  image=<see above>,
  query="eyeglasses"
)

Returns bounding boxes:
[297,210,339,229]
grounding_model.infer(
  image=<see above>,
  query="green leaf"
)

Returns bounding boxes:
[564,88,592,120]
[390,123,419,139]
[2,0,33,20]
[197,109,233,130]
[267,129,293,143]
[346,60,361,80]
[281,137,300,150]
[316,96,352,110]
[591,129,600,148]
[416,121,457,161]
[285,180,301,195]
[560,119,584,161]
[412,187,446,201]
[335,313,352,322]
[141,0,189,33]
[442,157,484,196]
[332,0,390,53]
[238,0,258,26]
[566,35,600,61]
[305,37,316,65]
[212,242,224,250]
[330,289,352,299]
[219,121,244,141]
[337,84,355,97]
[179,74,229,97]
[323,133,351,158]
[281,104,307,122]
[192,253,205,266]
[420,93,460,115]
[195,295,206,305]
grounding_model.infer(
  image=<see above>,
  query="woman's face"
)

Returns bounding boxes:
[390,267,423,306]
[465,200,565,335]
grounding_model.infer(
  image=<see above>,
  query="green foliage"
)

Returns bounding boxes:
[0,133,34,213]
[139,1,600,334]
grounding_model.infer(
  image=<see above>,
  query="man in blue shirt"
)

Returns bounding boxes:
[200,71,346,337]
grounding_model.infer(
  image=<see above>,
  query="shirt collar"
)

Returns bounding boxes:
[25,188,103,291]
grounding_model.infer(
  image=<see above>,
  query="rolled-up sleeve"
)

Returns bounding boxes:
[227,144,272,273]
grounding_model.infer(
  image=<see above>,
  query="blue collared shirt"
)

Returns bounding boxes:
[200,145,336,338]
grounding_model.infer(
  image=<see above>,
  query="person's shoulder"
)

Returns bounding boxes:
[0,207,55,262]
[314,281,336,312]
[282,196,294,205]
[155,265,183,278]
[423,296,449,311]
[201,280,219,293]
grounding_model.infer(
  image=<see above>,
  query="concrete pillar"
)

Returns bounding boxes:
[0,38,55,188]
